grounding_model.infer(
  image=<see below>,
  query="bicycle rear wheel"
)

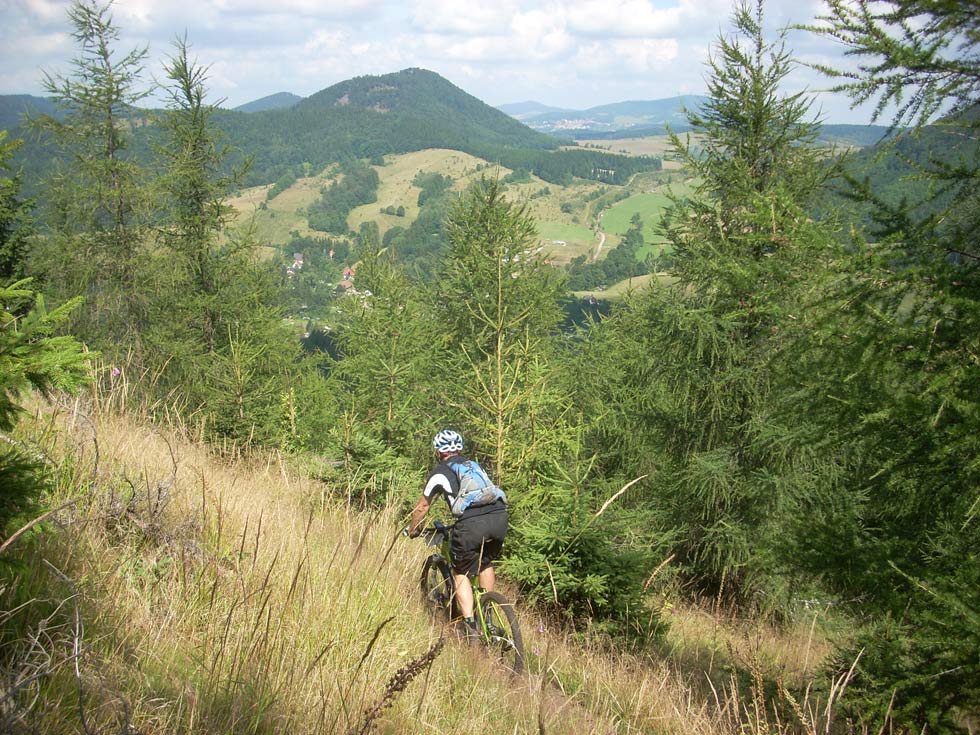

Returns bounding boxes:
[420,555,454,620]
[478,590,525,675]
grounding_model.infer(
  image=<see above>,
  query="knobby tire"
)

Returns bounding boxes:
[479,590,525,675]
[420,555,454,620]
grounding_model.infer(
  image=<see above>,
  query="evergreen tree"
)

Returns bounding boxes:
[435,175,566,489]
[153,36,245,356]
[147,37,310,447]
[0,280,89,538]
[0,132,33,282]
[30,0,151,353]
[793,2,980,728]
[334,246,438,457]
[432,175,655,633]
[592,0,838,605]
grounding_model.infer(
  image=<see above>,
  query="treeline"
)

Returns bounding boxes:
[494,147,660,186]
[3,2,979,733]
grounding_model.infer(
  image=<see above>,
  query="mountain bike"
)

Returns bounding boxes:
[415,520,525,674]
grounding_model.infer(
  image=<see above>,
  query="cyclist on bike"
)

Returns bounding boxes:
[407,429,508,638]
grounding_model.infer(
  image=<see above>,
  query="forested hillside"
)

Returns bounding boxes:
[233,91,303,113]
[2,1,979,734]
[1,68,660,195]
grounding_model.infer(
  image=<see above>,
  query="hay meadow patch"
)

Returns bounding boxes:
[224,149,618,261]
[347,149,491,238]
[576,135,676,157]
[227,166,342,245]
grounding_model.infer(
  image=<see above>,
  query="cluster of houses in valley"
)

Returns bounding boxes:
[337,265,360,293]
[284,251,369,296]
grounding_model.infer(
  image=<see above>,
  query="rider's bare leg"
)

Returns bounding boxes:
[478,565,496,593]
[453,574,474,619]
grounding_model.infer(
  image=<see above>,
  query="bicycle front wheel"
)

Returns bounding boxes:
[420,555,454,620]
[479,590,525,675]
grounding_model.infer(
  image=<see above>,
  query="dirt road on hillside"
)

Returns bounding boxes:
[592,229,606,262]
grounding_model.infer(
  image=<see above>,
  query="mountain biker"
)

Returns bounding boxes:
[407,429,508,637]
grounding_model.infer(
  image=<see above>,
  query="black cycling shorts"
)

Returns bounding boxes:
[450,503,508,576]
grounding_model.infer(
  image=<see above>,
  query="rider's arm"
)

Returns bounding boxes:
[407,495,431,537]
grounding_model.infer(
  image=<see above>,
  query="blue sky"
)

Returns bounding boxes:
[1,0,887,124]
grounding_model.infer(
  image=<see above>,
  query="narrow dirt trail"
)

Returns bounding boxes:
[592,229,606,262]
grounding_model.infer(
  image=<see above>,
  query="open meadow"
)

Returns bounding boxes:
[224,149,614,265]
[347,148,488,238]
[226,166,342,247]
[220,141,698,285]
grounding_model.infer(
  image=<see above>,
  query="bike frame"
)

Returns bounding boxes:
[424,520,495,637]
[415,519,525,674]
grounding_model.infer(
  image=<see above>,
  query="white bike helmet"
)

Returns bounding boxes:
[433,429,464,454]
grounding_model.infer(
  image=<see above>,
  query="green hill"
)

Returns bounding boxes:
[206,69,659,189]
[816,119,977,230]
[233,92,303,113]
[3,69,660,207]
[509,95,708,134]
[211,68,567,186]
[0,94,59,132]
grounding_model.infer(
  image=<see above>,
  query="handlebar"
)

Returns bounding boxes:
[404,519,453,546]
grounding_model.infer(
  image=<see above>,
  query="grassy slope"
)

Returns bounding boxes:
[347,149,486,238]
[223,144,695,295]
[226,165,342,246]
[3,394,846,734]
[227,149,609,264]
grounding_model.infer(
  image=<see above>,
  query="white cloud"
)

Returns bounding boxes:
[570,37,679,79]
[565,0,730,39]
[17,0,66,25]
[213,0,379,15]
[0,0,889,122]
[511,8,574,60]
[566,0,682,37]
[410,0,520,36]
[304,30,349,54]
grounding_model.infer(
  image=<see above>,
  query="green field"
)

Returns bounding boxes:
[570,271,677,301]
[537,222,595,242]
[599,181,695,259]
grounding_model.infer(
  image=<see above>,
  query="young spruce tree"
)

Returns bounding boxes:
[332,244,438,474]
[0,132,33,282]
[435,175,567,490]
[149,38,306,446]
[31,0,151,354]
[594,0,838,607]
[0,280,89,540]
[792,2,980,729]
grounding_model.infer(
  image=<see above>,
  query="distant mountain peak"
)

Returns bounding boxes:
[497,95,710,134]
[233,92,303,113]
[496,101,569,119]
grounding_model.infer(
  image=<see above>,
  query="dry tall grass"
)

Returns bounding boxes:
[2,389,857,734]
